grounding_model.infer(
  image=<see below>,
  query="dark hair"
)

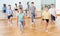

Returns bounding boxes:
[45,5,48,8]
[3,4,6,7]
[19,8,22,10]
[8,5,11,6]
[19,8,23,13]
[31,2,34,4]
[8,5,11,9]
[19,2,21,4]
[15,3,17,5]
[51,4,54,5]
[27,2,29,4]
[15,3,17,6]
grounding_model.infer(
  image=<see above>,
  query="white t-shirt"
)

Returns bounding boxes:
[49,8,56,16]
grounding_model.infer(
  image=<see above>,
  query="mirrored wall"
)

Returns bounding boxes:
[41,0,56,10]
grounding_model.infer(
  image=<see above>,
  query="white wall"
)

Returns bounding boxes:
[0,0,26,10]
[0,0,41,10]
[56,0,60,14]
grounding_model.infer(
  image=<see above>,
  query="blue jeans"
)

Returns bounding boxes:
[31,13,35,22]
[18,21,24,31]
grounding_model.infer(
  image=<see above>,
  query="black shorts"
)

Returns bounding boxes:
[15,9,18,11]
[51,15,55,21]
[8,15,13,19]
[3,10,6,13]
[42,19,49,23]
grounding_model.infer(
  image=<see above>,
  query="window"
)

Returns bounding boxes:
[41,0,56,10]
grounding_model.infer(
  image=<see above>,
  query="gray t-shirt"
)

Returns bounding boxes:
[19,4,23,9]
[29,6,36,14]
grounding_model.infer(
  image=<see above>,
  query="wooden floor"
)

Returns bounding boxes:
[0,18,60,36]
[0,12,60,36]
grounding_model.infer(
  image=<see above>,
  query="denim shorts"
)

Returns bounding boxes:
[8,15,13,19]
[3,10,6,13]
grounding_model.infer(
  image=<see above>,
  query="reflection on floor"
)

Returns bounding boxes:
[0,18,60,36]
[0,12,60,36]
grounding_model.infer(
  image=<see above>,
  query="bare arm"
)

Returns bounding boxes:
[24,15,26,26]
[16,16,18,26]
[55,9,57,18]
[49,13,51,23]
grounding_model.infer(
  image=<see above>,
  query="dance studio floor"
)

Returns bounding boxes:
[0,12,60,36]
